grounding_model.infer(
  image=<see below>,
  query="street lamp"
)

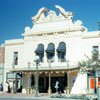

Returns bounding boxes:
[34,55,40,97]
[12,63,15,94]
[48,60,52,95]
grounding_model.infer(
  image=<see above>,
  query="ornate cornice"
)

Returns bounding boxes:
[32,5,73,24]
[22,5,87,37]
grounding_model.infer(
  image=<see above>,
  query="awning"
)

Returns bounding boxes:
[56,42,66,52]
[35,44,44,53]
[46,43,55,53]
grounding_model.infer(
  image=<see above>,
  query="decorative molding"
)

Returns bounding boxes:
[32,7,47,23]
[82,35,100,39]
[32,5,73,24]
[55,5,73,19]
[22,5,87,37]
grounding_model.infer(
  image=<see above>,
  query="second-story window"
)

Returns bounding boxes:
[13,52,18,65]
[46,43,55,62]
[56,42,66,62]
[35,44,44,62]
[92,46,99,61]
[93,46,99,53]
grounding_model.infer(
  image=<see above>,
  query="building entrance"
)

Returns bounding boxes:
[46,77,67,93]
[38,72,67,93]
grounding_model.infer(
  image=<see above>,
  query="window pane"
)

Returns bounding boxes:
[92,46,99,61]
[93,46,98,53]
[58,52,66,62]
[14,52,18,65]
[47,52,54,62]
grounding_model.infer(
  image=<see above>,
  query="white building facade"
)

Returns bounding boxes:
[4,5,100,94]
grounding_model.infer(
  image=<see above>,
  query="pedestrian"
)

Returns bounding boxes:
[55,81,59,93]
[1,83,3,91]
[0,84,1,91]
[58,82,61,94]
[8,84,11,93]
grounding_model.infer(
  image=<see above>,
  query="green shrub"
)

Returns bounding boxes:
[51,94,97,100]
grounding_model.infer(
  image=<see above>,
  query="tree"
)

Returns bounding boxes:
[78,51,100,93]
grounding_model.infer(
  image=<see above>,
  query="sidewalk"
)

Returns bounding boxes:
[0,92,98,100]
[0,93,81,100]
[0,92,51,98]
[0,91,3,94]
[0,93,70,100]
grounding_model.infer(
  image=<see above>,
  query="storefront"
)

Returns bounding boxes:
[9,67,78,94]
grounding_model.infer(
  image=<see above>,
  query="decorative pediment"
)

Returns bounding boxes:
[32,7,47,22]
[47,10,57,20]
[55,5,73,19]
[23,5,87,36]
[32,5,73,23]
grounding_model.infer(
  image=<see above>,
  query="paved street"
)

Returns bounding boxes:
[0,93,51,100]
[0,97,78,100]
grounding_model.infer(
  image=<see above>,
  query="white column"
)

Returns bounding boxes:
[67,71,70,94]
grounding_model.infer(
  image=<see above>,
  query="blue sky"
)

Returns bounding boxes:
[0,0,100,45]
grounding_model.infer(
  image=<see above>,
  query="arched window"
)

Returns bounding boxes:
[35,44,44,62]
[46,43,55,62]
[56,42,66,62]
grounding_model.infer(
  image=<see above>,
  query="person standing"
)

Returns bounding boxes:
[55,81,59,93]
[1,83,3,91]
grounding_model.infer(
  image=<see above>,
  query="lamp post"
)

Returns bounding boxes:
[12,63,15,94]
[48,60,52,95]
[34,55,40,97]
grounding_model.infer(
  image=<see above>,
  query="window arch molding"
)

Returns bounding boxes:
[46,43,55,53]
[46,43,55,62]
[56,42,66,62]
[56,42,66,52]
[35,44,44,54]
[35,44,44,62]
